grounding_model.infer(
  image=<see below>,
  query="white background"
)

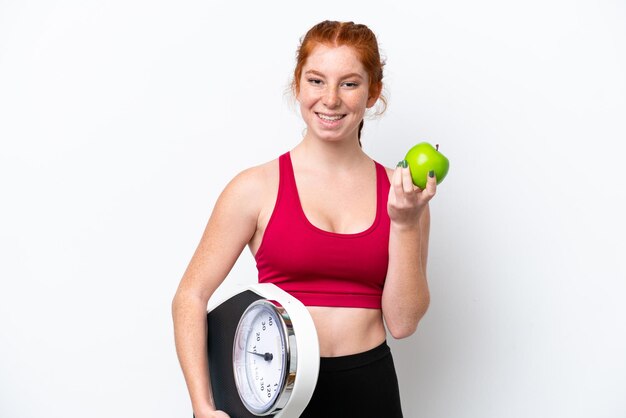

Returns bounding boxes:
[1,1,625,417]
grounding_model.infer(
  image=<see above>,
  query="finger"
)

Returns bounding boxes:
[392,161,405,197]
[423,170,437,199]
[402,164,416,193]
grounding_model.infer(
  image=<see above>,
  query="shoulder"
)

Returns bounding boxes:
[217,157,280,217]
[225,157,279,195]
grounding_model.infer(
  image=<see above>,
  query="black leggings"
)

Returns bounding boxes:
[300,341,403,418]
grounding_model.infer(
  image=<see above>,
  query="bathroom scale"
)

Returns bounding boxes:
[205,283,319,417]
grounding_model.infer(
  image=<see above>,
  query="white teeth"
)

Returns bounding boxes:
[318,113,344,121]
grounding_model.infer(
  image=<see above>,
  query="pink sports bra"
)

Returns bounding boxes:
[255,152,391,309]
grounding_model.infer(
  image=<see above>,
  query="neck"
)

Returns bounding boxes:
[291,134,369,171]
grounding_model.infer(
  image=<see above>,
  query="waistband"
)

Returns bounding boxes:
[319,341,391,372]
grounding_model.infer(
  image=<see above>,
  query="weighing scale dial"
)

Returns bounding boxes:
[233,300,294,416]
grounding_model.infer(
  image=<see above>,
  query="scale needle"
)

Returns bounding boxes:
[247,351,273,361]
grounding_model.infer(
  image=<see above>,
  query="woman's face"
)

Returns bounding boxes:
[297,44,378,144]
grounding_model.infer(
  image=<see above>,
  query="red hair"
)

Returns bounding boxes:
[292,21,386,112]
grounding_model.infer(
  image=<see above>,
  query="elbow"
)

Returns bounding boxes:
[171,288,194,320]
[386,298,430,340]
[171,286,211,319]
[171,291,182,320]
[388,323,418,340]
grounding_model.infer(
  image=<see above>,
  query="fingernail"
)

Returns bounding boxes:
[428,170,435,178]
[396,160,403,167]
[401,160,408,168]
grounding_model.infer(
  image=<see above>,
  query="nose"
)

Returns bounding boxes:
[322,86,341,108]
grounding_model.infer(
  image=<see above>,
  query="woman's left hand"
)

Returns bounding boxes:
[387,160,437,227]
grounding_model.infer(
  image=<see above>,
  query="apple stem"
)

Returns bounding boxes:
[436,144,439,151]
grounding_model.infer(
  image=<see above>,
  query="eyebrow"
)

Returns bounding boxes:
[304,70,365,80]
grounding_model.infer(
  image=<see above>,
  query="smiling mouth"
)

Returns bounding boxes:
[316,113,346,122]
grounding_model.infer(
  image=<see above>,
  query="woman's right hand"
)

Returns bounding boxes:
[196,410,230,418]
[208,411,230,418]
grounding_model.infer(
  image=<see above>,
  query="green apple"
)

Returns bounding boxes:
[404,142,450,189]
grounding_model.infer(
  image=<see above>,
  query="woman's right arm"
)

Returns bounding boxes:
[171,168,263,418]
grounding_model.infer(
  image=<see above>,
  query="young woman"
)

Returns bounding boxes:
[172,20,437,418]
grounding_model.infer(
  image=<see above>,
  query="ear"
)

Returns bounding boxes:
[366,82,382,108]
[292,80,301,103]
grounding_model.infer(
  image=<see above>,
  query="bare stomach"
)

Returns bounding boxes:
[307,306,387,357]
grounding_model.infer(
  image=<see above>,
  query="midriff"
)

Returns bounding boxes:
[307,306,387,357]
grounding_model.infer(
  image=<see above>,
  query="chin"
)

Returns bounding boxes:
[313,132,353,143]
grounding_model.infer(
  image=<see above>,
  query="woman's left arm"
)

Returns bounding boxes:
[382,163,437,339]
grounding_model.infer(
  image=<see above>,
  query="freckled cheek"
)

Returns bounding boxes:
[299,92,325,110]
[298,95,316,111]
[345,94,370,110]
